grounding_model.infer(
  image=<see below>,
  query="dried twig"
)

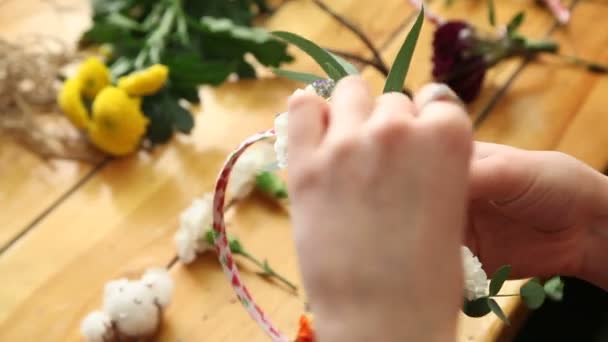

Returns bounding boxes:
[311,0,390,76]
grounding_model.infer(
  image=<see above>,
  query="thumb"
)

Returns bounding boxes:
[469,153,538,204]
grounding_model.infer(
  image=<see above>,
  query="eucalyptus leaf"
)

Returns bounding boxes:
[507,12,526,36]
[383,9,424,93]
[544,276,565,301]
[271,68,324,84]
[462,298,491,318]
[489,265,511,296]
[520,278,546,309]
[272,31,348,80]
[488,299,510,325]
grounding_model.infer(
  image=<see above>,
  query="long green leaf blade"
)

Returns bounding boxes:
[487,0,496,26]
[329,52,359,75]
[272,31,348,80]
[383,9,424,93]
[271,68,324,83]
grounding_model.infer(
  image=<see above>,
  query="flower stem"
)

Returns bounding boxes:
[557,54,608,74]
[236,249,298,292]
[524,39,559,54]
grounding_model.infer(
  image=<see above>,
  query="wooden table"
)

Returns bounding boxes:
[1,0,607,341]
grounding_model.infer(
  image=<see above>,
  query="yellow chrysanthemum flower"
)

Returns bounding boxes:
[118,64,169,96]
[77,57,111,98]
[57,78,90,129]
[88,87,149,156]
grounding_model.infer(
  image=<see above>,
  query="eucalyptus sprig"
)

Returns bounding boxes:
[462,264,566,324]
[205,230,297,292]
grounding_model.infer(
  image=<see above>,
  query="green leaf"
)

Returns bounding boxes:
[487,0,496,26]
[462,298,492,318]
[383,9,424,93]
[520,278,546,309]
[236,60,257,79]
[488,299,511,325]
[544,276,565,301]
[271,68,324,84]
[164,52,236,86]
[229,238,244,254]
[272,31,348,80]
[489,265,512,296]
[329,52,359,75]
[256,172,288,199]
[507,12,526,36]
[141,90,195,143]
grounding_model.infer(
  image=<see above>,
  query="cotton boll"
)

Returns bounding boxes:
[103,280,159,337]
[228,142,276,199]
[175,194,214,264]
[141,268,174,308]
[462,246,489,300]
[81,311,112,342]
[174,226,198,264]
[104,278,129,303]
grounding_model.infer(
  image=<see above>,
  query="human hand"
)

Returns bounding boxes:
[468,143,608,289]
[287,77,472,342]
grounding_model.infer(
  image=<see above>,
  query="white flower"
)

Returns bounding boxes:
[228,142,275,200]
[273,87,318,169]
[141,268,174,308]
[81,311,112,342]
[462,246,489,300]
[103,280,159,337]
[174,194,214,264]
[273,111,289,169]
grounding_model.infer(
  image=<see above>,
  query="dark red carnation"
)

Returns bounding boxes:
[432,21,487,103]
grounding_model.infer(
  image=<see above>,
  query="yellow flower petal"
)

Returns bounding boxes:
[57,78,90,129]
[77,57,111,98]
[118,64,169,96]
[89,87,149,156]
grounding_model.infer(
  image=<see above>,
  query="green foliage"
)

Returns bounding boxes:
[489,265,511,296]
[81,0,291,145]
[462,298,492,318]
[507,11,526,36]
[141,89,194,144]
[487,0,496,26]
[272,31,348,80]
[488,299,510,325]
[255,171,288,199]
[383,9,424,93]
[271,68,324,84]
[544,276,565,301]
[520,278,546,309]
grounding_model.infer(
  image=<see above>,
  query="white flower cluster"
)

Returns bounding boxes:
[228,141,276,200]
[81,268,174,342]
[461,246,489,301]
[174,194,214,264]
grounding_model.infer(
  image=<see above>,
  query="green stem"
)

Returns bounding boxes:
[237,250,298,292]
[169,0,190,45]
[524,39,559,54]
[558,55,608,73]
[491,294,519,298]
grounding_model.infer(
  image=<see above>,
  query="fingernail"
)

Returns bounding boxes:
[415,83,464,110]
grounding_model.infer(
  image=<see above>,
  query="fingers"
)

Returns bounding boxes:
[414,83,462,111]
[366,92,416,131]
[288,91,330,166]
[473,141,518,160]
[327,76,373,141]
